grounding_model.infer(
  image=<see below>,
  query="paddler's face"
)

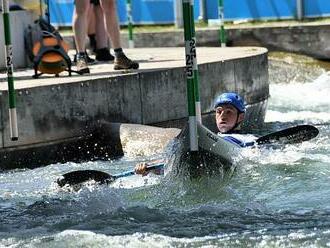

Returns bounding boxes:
[215,104,244,133]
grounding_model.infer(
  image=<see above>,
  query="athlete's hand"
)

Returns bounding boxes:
[135,162,149,176]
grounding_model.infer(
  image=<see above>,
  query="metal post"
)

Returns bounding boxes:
[174,0,183,28]
[218,0,226,47]
[296,0,304,21]
[2,0,18,141]
[126,0,134,48]
[198,0,206,22]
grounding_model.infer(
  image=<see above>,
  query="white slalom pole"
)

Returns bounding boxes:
[2,0,18,141]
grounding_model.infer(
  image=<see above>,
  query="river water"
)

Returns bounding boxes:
[1,53,330,247]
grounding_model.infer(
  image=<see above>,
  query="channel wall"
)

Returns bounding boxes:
[0,47,269,169]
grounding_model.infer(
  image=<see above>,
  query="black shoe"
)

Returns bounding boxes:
[95,48,115,62]
[88,34,97,54]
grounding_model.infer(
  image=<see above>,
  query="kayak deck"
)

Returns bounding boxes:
[170,124,241,180]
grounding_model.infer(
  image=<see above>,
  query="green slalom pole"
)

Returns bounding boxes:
[182,0,199,151]
[2,0,18,141]
[188,0,201,124]
[126,0,134,48]
[218,0,226,47]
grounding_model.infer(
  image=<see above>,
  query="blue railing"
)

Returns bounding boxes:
[49,0,330,27]
[207,0,330,20]
[49,0,184,26]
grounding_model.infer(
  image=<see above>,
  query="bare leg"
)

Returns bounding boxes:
[94,4,108,49]
[99,0,138,69]
[73,0,91,74]
[99,0,121,49]
[87,4,95,36]
[73,0,90,53]
[87,4,97,52]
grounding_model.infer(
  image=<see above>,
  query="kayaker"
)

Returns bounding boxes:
[135,92,256,175]
[214,92,256,147]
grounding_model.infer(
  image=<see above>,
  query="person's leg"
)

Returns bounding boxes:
[94,1,114,61]
[73,0,90,54]
[87,4,95,35]
[87,3,97,53]
[73,0,91,73]
[73,2,96,64]
[99,0,139,69]
[94,4,108,49]
[99,0,121,48]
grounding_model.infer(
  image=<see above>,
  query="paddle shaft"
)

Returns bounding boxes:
[112,163,164,179]
[58,163,165,187]
[222,125,318,147]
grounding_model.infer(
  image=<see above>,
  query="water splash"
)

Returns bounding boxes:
[1,52,330,247]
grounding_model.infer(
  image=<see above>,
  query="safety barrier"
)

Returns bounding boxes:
[49,0,330,27]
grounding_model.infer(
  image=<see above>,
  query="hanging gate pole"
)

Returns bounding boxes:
[2,0,18,141]
[126,0,134,48]
[189,0,201,124]
[182,0,201,151]
[296,0,304,21]
[218,0,226,47]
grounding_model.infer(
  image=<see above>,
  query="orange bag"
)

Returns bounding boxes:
[25,18,73,78]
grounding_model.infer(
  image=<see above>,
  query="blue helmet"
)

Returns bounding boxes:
[214,92,246,113]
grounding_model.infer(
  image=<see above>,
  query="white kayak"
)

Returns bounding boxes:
[197,123,241,165]
[171,123,241,180]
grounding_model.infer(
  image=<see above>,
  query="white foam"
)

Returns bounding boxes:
[268,72,330,113]
[265,110,330,123]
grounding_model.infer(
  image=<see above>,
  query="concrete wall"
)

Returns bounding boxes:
[0,53,268,148]
[0,10,33,69]
[0,48,269,169]
[113,24,330,60]
[0,74,143,148]
[226,25,330,60]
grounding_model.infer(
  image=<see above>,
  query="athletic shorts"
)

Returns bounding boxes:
[74,0,100,6]
[90,0,100,5]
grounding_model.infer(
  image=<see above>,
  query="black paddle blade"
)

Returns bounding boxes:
[256,125,319,145]
[57,170,113,187]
